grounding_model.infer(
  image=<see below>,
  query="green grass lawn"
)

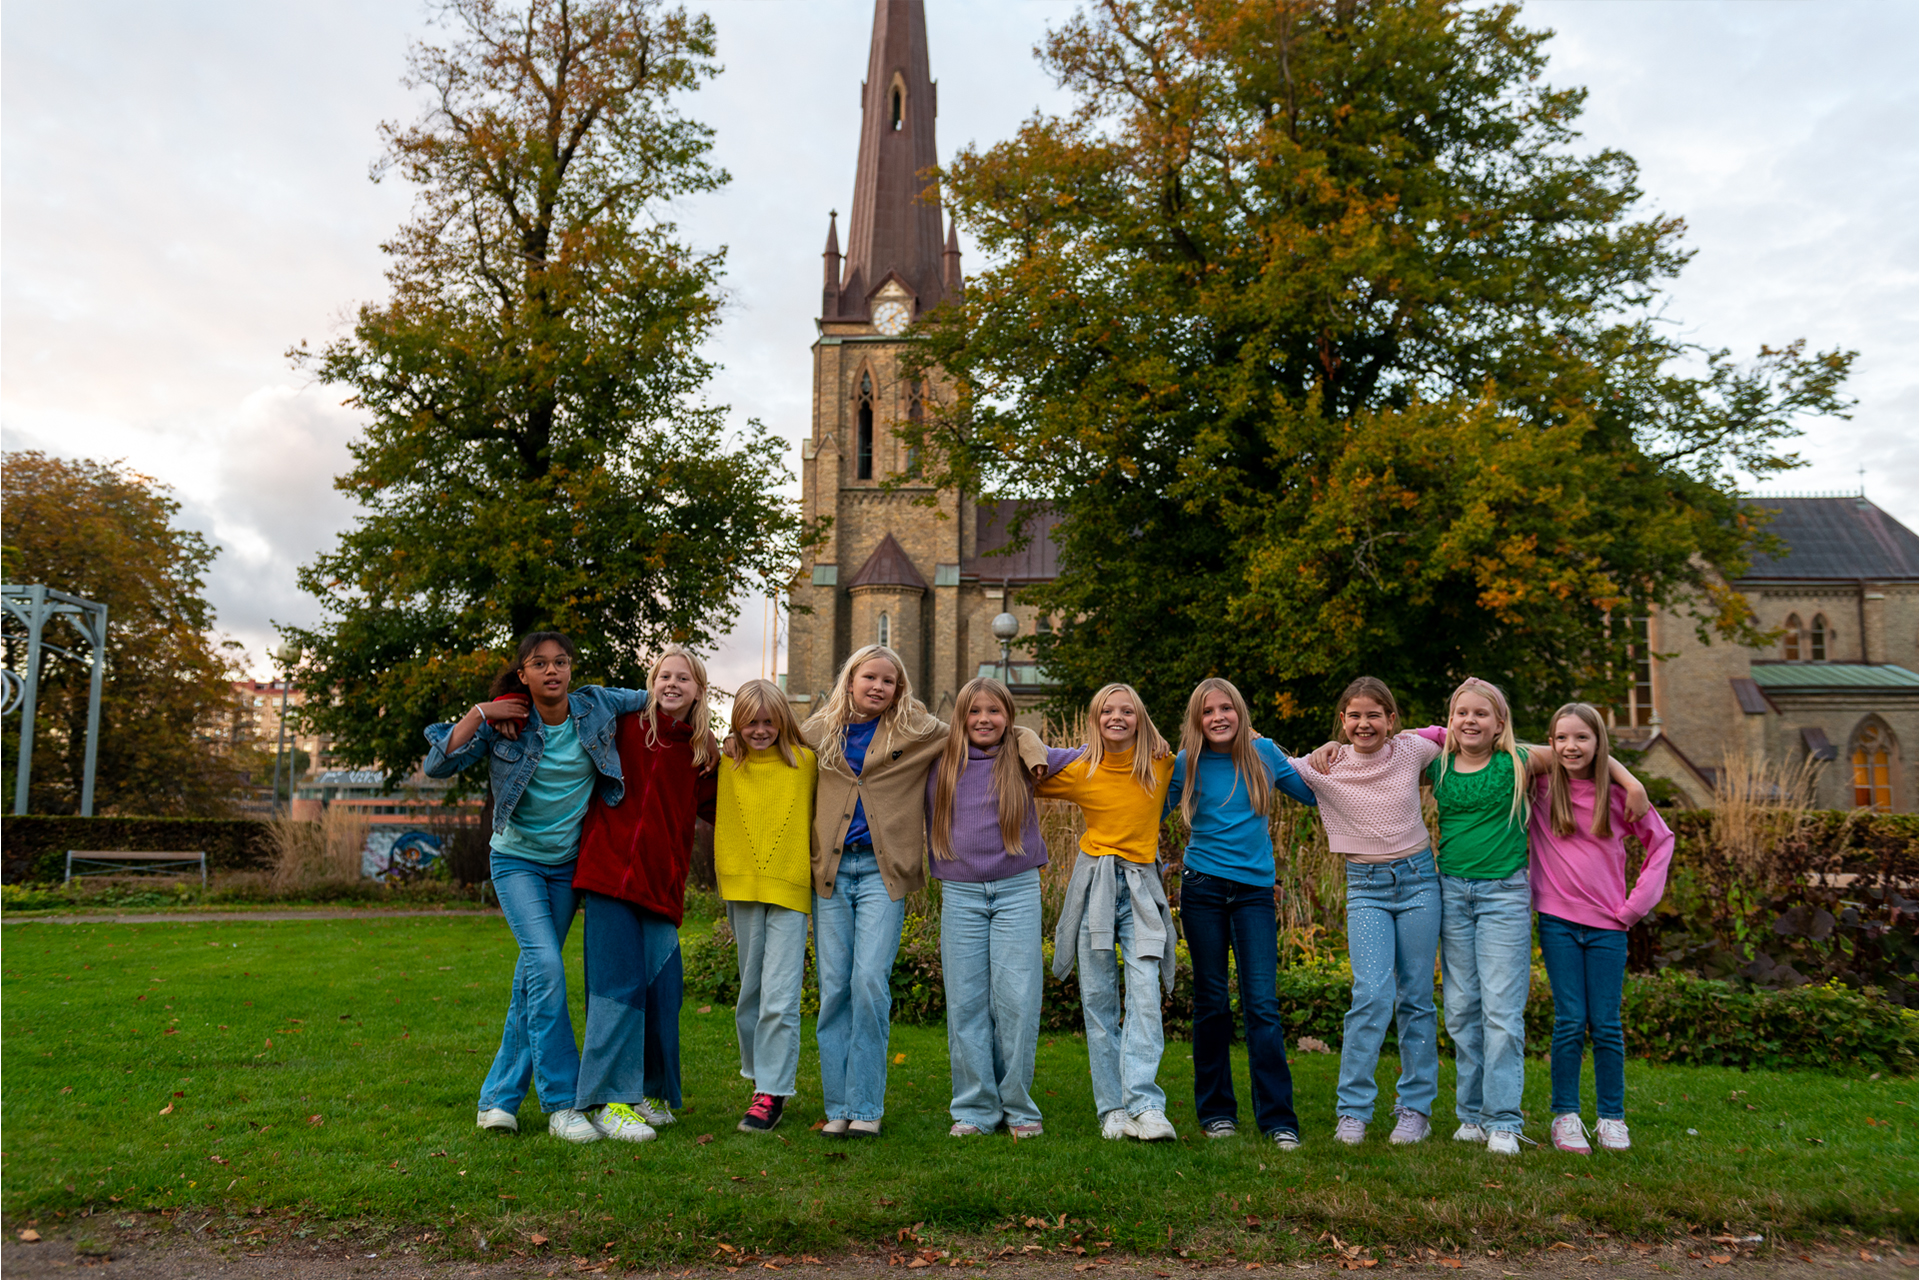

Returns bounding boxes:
[2,914,1912,1267]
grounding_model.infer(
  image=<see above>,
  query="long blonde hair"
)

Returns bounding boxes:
[639,645,718,769]
[728,678,804,770]
[930,677,1032,861]
[1081,682,1171,795]
[806,644,934,775]
[1177,678,1272,824]
[1432,676,1530,828]
[1546,702,1614,839]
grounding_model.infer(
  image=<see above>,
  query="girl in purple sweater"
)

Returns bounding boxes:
[926,676,1059,1140]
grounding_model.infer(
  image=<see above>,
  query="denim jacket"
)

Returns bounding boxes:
[422,686,649,834]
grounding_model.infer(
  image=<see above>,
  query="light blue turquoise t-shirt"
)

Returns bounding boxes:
[491,715,595,865]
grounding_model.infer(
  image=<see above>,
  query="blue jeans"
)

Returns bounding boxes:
[941,869,1045,1130]
[1337,849,1441,1122]
[1537,912,1628,1119]
[1078,860,1168,1118]
[814,847,907,1122]
[728,901,809,1097]
[574,892,684,1110]
[1439,870,1531,1133]
[1180,868,1298,1137]
[480,853,582,1114]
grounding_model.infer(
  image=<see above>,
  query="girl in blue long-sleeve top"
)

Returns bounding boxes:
[1166,677,1317,1150]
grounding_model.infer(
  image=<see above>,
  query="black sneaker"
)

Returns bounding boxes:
[1203,1118,1238,1139]
[1268,1128,1301,1150]
[737,1092,785,1132]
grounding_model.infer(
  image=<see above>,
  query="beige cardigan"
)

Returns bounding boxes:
[803,715,1048,902]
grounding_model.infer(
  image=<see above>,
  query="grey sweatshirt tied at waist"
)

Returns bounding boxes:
[1051,851,1178,993]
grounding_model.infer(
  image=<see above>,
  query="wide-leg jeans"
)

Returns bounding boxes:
[1077,859,1168,1119]
[1536,911,1629,1119]
[1181,867,1299,1137]
[727,900,809,1098]
[1439,869,1531,1134]
[813,847,906,1123]
[1336,849,1441,1122]
[479,853,582,1114]
[574,892,684,1110]
[940,869,1045,1131]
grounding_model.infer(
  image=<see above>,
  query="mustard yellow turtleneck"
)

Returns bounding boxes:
[1035,745,1173,864]
[714,744,818,913]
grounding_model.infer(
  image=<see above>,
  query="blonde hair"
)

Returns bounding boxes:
[806,644,934,775]
[1080,682,1171,795]
[1432,677,1529,829]
[639,645,718,770]
[1177,678,1272,824]
[1547,702,1614,839]
[728,678,804,770]
[929,677,1033,861]
[1333,675,1401,743]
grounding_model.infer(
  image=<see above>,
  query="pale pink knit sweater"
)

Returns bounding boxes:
[1292,732,1442,859]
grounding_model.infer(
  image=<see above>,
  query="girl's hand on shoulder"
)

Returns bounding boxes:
[1306,742,1342,774]
[721,732,743,763]
[477,698,529,741]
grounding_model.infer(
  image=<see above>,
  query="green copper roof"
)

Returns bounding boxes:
[1748,663,1918,692]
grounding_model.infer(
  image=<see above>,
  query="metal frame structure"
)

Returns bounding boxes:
[2,584,109,816]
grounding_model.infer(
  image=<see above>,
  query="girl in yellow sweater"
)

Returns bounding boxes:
[716,679,818,1133]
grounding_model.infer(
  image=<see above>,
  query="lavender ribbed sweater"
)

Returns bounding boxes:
[924,743,1050,883]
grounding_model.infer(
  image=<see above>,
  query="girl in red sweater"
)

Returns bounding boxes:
[572,645,718,1143]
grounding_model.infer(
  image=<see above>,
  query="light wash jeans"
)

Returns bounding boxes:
[728,901,809,1097]
[1537,912,1629,1119]
[1077,859,1168,1118]
[1336,849,1441,1122]
[1439,869,1532,1134]
[479,853,582,1114]
[813,847,907,1123]
[575,892,684,1110]
[940,869,1045,1130]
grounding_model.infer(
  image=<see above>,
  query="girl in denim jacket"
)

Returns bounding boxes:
[421,630,647,1145]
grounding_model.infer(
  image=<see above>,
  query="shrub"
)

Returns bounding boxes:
[1,816,276,883]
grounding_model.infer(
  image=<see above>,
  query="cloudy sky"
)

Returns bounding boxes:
[5,0,1914,694]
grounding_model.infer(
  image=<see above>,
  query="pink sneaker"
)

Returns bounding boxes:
[1550,1113,1591,1154]
[737,1092,784,1133]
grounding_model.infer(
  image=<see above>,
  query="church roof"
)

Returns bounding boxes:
[849,533,930,591]
[964,501,1061,584]
[1748,662,1919,693]
[1739,496,1918,582]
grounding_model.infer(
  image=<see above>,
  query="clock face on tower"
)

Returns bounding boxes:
[871,299,911,336]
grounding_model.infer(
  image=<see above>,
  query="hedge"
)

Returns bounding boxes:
[681,919,1917,1076]
[0,816,276,884]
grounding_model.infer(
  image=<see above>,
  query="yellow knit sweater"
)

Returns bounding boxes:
[715,745,817,913]
[1035,746,1173,864]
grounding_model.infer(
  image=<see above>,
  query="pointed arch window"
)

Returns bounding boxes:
[1809,614,1829,662]
[856,371,874,480]
[877,611,891,649]
[905,381,923,478]
[1782,613,1803,662]
[889,77,905,131]
[1850,719,1897,811]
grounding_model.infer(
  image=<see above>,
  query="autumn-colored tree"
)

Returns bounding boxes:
[902,0,1851,739]
[1,452,251,815]
[289,0,808,781]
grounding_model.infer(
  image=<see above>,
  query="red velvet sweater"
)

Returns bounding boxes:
[574,711,717,925]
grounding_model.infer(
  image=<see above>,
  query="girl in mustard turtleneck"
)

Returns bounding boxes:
[715,679,817,1134]
[1038,682,1180,1142]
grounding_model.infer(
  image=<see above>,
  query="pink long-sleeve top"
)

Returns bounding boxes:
[1527,775,1675,931]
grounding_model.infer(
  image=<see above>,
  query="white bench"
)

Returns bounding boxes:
[64,850,208,887]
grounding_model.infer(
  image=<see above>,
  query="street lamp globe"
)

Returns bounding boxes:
[990,612,1020,642]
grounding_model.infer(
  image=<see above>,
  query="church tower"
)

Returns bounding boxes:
[787,0,1058,719]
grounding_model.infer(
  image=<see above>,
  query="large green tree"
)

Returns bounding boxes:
[289,0,807,780]
[1,452,251,815]
[902,0,1851,741]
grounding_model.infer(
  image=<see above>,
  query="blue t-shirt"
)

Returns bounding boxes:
[491,715,596,865]
[1166,739,1316,887]
[841,718,880,848]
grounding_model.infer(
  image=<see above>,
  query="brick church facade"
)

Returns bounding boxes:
[785,0,1059,721]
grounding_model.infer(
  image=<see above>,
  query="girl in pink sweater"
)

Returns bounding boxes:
[1530,703,1674,1156]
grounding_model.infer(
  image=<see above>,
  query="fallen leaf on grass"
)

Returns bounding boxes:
[60,1086,73,1095]
[530,1234,549,1246]
[1436,1261,1461,1269]
[1481,1181,1502,1189]
[697,1006,713,1014]
[1710,1258,1732,1266]
[893,1053,908,1065]
[1549,1242,1576,1251]
[307,1115,324,1126]
[1296,1036,1333,1053]
[695,1134,715,1146]
[159,1103,174,1115]
[810,1118,827,1131]
[18,1230,41,1243]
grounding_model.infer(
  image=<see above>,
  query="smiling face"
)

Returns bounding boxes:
[740,708,780,752]
[1096,691,1139,750]
[1449,689,1502,758]
[1552,714,1599,779]
[652,655,700,720]
[848,656,899,721]
[964,693,1010,750]
[1200,689,1239,750]
[1340,695,1397,754]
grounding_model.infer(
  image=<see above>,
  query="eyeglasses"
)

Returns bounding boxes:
[524,657,573,674]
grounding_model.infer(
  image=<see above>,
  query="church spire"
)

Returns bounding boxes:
[830,0,944,322]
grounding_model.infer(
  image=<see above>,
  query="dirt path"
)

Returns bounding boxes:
[1,908,500,926]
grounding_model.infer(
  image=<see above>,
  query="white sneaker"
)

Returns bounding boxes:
[820,1118,850,1137]
[1550,1113,1591,1154]
[1100,1109,1132,1140]
[548,1108,602,1143]
[1487,1129,1520,1156]
[1452,1123,1488,1143]
[589,1103,657,1143]
[1594,1118,1631,1151]
[477,1108,519,1133]
[634,1096,676,1127]
[1333,1115,1367,1145]
[1130,1109,1177,1142]
[1387,1107,1431,1145]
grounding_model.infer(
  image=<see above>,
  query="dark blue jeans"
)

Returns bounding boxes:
[1180,868,1298,1137]
[1536,912,1628,1119]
